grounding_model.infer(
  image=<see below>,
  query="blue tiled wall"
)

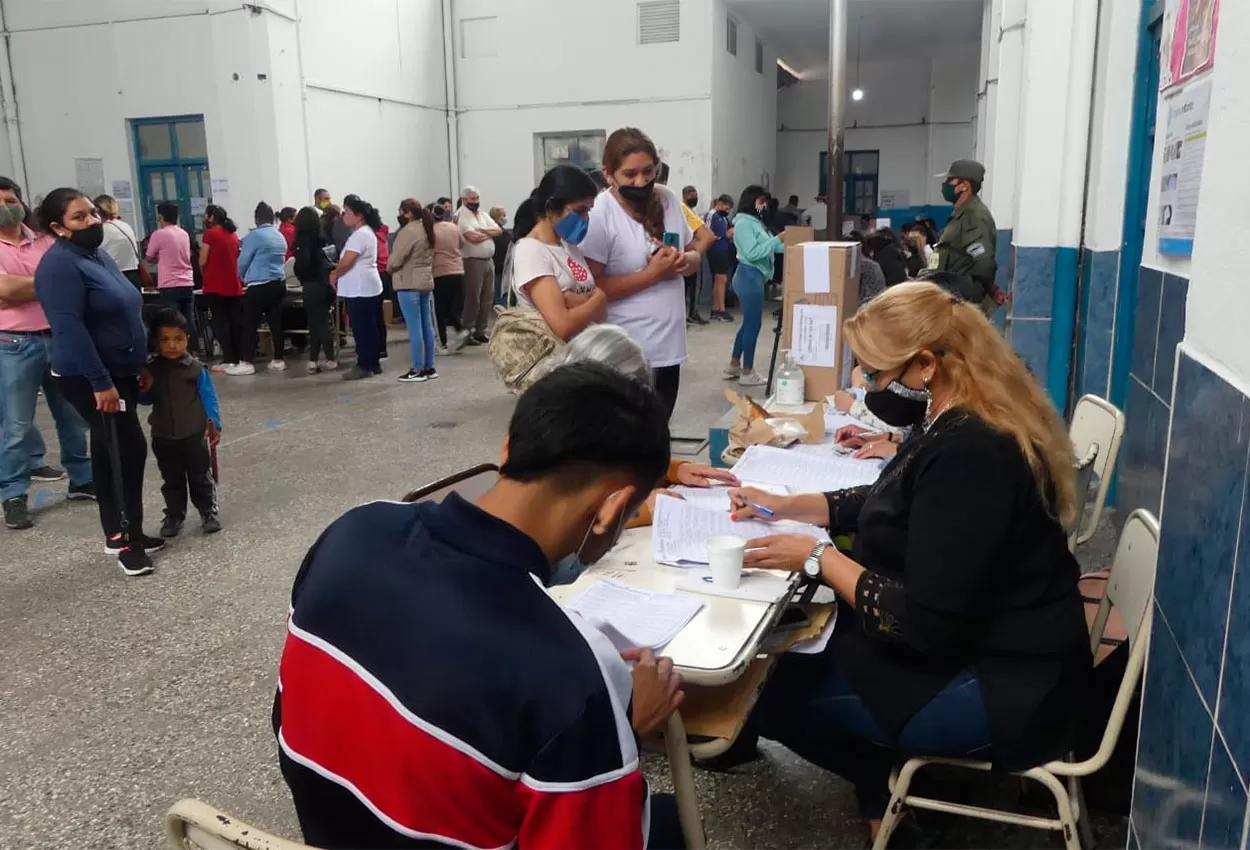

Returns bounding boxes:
[1008,244,1057,384]
[1120,265,1188,519]
[1075,248,1120,399]
[1132,351,1250,849]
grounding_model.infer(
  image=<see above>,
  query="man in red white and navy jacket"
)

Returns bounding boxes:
[273,362,686,849]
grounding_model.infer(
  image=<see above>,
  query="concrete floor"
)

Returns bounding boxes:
[0,316,1127,849]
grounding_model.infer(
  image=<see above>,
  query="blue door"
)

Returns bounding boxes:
[133,116,210,236]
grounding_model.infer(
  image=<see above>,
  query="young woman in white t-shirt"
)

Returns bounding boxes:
[580,127,714,417]
[329,197,385,381]
[510,165,607,341]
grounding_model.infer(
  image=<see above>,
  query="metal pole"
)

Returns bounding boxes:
[827,0,848,235]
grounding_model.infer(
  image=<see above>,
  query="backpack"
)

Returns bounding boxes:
[487,243,566,392]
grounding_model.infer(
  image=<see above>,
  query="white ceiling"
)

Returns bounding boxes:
[726,0,984,79]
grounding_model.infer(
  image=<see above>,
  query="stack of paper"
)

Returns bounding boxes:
[730,444,881,492]
[651,495,830,567]
[669,480,789,515]
[564,579,704,650]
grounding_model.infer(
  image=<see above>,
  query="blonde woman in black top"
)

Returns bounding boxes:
[727,282,1090,843]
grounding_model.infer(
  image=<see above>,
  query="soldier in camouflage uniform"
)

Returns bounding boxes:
[934,159,1006,315]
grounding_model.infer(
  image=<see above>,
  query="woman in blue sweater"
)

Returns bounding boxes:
[724,185,785,387]
[35,188,162,577]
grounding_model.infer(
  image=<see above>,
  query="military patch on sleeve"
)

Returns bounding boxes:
[967,242,986,258]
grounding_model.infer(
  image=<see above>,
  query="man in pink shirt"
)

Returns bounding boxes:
[145,201,199,352]
[0,176,93,530]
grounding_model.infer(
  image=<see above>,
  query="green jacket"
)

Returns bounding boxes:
[935,194,998,300]
[731,212,785,279]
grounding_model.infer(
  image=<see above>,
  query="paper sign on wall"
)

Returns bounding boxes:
[792,303,837,368]
[111,180,132,200]
[879,189,910,209]
[1158,79,1211,256]
[190,197,208,216]
[875,217,892,231]
[74,157,105,199]
[210,178,229,196]
[802,244,830,294]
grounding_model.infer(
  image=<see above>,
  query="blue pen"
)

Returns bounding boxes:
[749,502,776,517]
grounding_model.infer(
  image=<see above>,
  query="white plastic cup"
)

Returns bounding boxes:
[706,535,746,589]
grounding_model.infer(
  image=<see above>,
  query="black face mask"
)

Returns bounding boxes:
[864,380,930,428]
[397,215,408,228]
[685,195,698,208]
[66,222,104,252]
[618,182,655,207]
[465,202,480,213]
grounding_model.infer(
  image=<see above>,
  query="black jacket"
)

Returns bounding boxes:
[827,411,1090,770]
[293,229,331,285]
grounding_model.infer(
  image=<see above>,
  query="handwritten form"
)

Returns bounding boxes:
[652,495,829,566]
[670,480,790,514]
[564,579,704,651]
[731,444,881,492]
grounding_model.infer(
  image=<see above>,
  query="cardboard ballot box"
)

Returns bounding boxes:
[780,242,861,401]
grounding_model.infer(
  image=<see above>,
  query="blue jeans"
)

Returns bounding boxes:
[750,634,991,819]
[396,290,436,372]
[730,264,766,370]
[159,286,198,352]
[0,332,92,502]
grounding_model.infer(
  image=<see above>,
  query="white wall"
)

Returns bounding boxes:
[299,0,450,216]
[451,0,715,215]
[710,3,777,206]
[1179,0,1250,383]
[775,51,977,212]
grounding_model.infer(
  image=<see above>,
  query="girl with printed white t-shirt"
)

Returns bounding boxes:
[510,165,607,342]
[580,128,714,416]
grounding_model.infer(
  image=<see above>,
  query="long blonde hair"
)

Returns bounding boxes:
[843,282,1078,527]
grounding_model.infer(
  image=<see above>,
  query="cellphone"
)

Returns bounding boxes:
[774,605,811,633]
[662,232,681,249]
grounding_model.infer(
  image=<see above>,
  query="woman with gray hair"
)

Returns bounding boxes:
[556,325,739,524]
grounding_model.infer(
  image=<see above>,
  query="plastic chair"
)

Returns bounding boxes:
[165,799,313,850]
[401,463,499,504]
[871,509,1160,850]
[1068,395,1126,547]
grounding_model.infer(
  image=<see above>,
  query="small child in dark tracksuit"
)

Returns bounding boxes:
[141,309,223,538]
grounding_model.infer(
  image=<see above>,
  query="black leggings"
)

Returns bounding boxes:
[653,365,680,419]
[57,375,148,541]
[433,273,465,346]
[243,279,287,363]
[206,294,246,364]
[301,279,337,363]
[377,271,394,354]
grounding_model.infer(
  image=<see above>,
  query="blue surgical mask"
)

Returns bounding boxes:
[546,497,630,586]
[554,210,589,245]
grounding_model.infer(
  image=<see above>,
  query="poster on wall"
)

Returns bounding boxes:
[73,157,105,199]
[1157,79,1212,256]
[1160,0,1219,91]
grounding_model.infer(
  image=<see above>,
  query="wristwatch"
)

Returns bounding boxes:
[803,542,829,579]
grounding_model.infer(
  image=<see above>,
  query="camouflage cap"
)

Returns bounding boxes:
[939,159,986,182]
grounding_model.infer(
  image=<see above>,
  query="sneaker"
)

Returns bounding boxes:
[341,366,374,381]
[420,368,439,380]
[472,333,490,344]
[399,368,427,383]
[225,362,256,376]
[739,372,767,387]
[30,464,66,482]
[67,481,97,501]
[104,533,166,555]
[449,330,469,352]
[210,362,235,373]
[380,352,390,361]
[117,545,154,577]
[306,361,319,374]
[160,516,184,538]
[688,313,710,326]
[713,310,735,323]
[722,364,742,380]
[268,359,288,372]
[201,514,222,534]
[323,360,339,371]
[3,496,32,530]
[464,335,482,347]
[435,344,449,356]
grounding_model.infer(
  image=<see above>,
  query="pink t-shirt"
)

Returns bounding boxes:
[145,224,195,289]
[0,226,53,332]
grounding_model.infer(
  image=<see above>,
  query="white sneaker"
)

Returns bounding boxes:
[723,364,742,380]
[225,362,256,376]
[210,362,235,374]
[435,344,449,356]
[739,372,767,387]
[268,359,288,372]
[323,360,338,370]
[306,361,319,374]
[450,330,469,352]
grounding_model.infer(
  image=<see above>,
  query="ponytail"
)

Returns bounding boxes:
[642,192,665,243]
[343,196,383,232]
[513,165,598,241]
[400,198,436,246]
[205,204,237,234]
[513,196,541,241]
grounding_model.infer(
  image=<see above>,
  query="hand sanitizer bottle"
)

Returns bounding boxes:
[776,350,806,405]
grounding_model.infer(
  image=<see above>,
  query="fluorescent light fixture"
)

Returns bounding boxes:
[852,88,864,101]
[776,58,804,79]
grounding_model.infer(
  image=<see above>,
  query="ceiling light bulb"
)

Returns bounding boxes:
[851,88,864,101]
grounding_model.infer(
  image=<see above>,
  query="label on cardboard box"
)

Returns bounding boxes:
[792,303,837,367]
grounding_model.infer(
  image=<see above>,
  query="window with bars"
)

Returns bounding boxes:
[638,1,680,45]
[817,149,880,215]
[727,18,738,55]
[536,131,607,181]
